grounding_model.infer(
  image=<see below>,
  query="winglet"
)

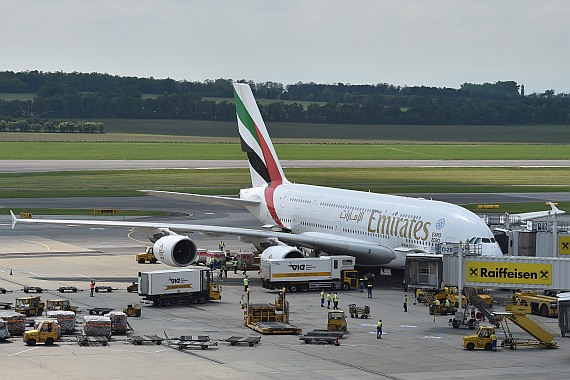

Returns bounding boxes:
[10,210,17,229]
[548,202,565,215]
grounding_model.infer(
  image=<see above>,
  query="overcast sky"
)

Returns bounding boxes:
[2,0,569,94]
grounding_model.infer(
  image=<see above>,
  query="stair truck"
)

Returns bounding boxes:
[138,268,221,307]
[260,255,359,292]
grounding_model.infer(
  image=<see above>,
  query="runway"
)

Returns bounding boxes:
[1,159,569,173]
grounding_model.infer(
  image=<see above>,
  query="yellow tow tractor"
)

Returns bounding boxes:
[136,247,158,264]
[463,325,496,351]
[327,310,348,332]
[23,320,61,346]
[15,296,44,317]
[46,299,77,313]
[124,304,141,317]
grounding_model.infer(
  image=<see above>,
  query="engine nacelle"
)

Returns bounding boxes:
[153,236,198,267]
[260,245,304,261]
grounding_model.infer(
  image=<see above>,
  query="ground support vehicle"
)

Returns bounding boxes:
[327,310,348,332]
[299,333,340,345]
[15,296,44,316]
[243,289,302,334]
[260,255,358,292]
[46,299,77,313]
[0,287,7,294]
[449,308,479,329]
[88,307,113,315]
[0,320,10,341]
[500,304,558,349]
[463,325,497,351]
[139,268,221,307]
[128,335,163,345]
[0,302,11,310]
[136,246,158,264]
[77,334,109,346]
[430,303,456,316]
[95,286,115,293]
[348,304,370,318]
[57,286,78,293]
[124,304,141,317]
[222,336,261,347]
[126,282,138,293]
[23,320,60,346]
[23,286,42,293]
[166,334,218,350]
[511,291,558,318]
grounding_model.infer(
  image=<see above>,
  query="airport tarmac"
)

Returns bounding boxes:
[0,211,569,380]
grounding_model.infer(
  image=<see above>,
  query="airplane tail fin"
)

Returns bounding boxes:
[233,83,289,188]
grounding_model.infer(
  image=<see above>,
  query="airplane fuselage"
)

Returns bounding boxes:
[242,183,503,268]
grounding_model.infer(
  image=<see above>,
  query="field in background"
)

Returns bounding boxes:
[0,167,568,199]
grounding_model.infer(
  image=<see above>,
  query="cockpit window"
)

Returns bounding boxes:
[469,237,481,244]
[482,238,491,243]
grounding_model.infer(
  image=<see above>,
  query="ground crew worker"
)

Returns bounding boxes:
[233,257,238,274]
[243,275,249,292]
[332,292,339,310]
[219,240,225,252]
[404,294,408,312]
[367,283,373,298]
[359,278,364,292]
[377,319,383,339]
[491,331,497,351]
[90,280,95,297]
[326,292,332,309]
[320,290,325,307]
[444,299,451,309]
[221,261,227,279]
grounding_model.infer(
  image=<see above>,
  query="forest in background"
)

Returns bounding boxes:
[0,71,569,126]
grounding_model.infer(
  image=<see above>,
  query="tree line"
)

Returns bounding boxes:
[0,118,104,133]
[0,71,569,125]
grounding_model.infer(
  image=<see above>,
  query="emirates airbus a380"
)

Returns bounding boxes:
[13,83,561,275]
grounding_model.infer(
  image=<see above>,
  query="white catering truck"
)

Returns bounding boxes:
[138,268,221,307]
[260,255,359,292]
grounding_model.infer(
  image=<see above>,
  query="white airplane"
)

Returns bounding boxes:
[11,83,564,275]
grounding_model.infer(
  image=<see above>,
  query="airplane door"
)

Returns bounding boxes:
[335,221,341,235]
[311,196,322,212]
[293,214,300,232]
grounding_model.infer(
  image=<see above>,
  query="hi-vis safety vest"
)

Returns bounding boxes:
[243,278,249,286]
[320,291,325,299]
[377,321,382,328]
[333,294,339,302]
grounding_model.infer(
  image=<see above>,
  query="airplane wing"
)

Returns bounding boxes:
[512,202,565,221]
[140,190,260,208]
[10,211,396,265]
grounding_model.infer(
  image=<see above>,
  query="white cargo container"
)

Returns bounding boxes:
[138,268,221,307]
[260,255,359,292]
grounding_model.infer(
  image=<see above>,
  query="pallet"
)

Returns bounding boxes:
[128,335,164,345]
[246,321,302,335]
[299,335,340,345]
[0,302,12,310]
[223,336,261,347]
[77,335,109,346]
[166,334,218,350]
[305,329,346,338]
[23,286,43,293]
[94,286,115,293]
[58,286,78,293]
[87,307,113,315]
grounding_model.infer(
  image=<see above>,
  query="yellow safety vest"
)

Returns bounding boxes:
[377,321,383,328]
[243,278,249,286]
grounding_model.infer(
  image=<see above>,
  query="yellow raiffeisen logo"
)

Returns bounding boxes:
[273,272,331,278]
[466,262,552,285]
[165,284,193,290]
[560,236,570,255]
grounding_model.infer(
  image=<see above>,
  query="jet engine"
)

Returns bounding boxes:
[153,235,197,267]
[260,245,304,260]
